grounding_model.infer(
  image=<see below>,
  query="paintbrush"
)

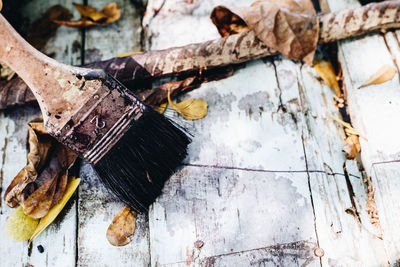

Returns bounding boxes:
[0,14,191,213]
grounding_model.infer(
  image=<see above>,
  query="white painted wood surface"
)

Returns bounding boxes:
[76,1,150,266]
[0,0,399,266]
[1,0,82,266]
[322,0,400,264]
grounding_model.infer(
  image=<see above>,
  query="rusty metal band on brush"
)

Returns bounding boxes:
[54,72,145,164]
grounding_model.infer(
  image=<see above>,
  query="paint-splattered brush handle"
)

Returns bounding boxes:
[0,14,103,132]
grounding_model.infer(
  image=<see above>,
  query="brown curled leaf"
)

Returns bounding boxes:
[4,117,78,219]
[53,2,121,28]
[29,177,80,243]
[107,205,137,246]
[359,65,397,88]
[210,0,319,65]
[313,57,341,96]
[343,135,361,159]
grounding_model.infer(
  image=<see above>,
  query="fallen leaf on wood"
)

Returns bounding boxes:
[330,114,367,140]
[168,89,208,120]
[29,177,80,243]
[5,206,39,241]
[4,117,78,219]
[0,63,15,81]
[73,3,107,21]
[210,0,319,65]
[359,65,397,88]
[313,58,341,96]
[343,135,361,159]
[153,102,167,114]
[53,2,121,28]
[116,51,144,58]
[106,205,137,246]
[210,6,249,36]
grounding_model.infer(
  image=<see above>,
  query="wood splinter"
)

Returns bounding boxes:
[1,1,400,109]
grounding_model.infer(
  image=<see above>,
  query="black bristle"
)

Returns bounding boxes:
[93,107,191,213]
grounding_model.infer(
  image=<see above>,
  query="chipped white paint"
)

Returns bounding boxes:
[1,0,399,266]
[75,0,151,266]
[299,64,387,266]
[0,0,82,266]
[322,0,400,264]
[145,1,317,266]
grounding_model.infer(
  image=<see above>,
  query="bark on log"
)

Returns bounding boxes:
[1,1,399,110]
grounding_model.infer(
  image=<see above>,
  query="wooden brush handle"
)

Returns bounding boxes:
[0,14,101,131]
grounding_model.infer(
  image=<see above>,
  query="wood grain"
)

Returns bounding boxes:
[76,0,150,266]
[322,0,400,264]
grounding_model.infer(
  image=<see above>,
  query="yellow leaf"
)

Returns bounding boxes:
[167,89,208,120]
[73,3,107,22]
[359,65,397,88]
[116,51,144,58]
[330,114,367,141]
[153,102,168,114]
[29,177,81,243]
[106,205,136,246]
[5,206,39,241]
[314,58,341,96]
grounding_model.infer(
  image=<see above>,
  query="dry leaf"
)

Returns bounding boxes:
[5,206,39,241]
[116,51,144,58]
[0,63,16,81]
[168,89,208,120]
[106,205,137,246]
[343,135,361,159]
[314,58,341,96]
[210,0,319,65]
[210,6,249,36]
[29,177,80,243]
[53,2,121,28]
[359,65,397,88]
[4,117,78,219]
[73,3,108,21]
[153,102,168,114]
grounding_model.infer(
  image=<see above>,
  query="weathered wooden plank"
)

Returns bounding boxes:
[322,0,400,264]
[23,1,83,266]
[144,2,319,266]
[0,0,82,266]
[77,163,150,267]
[76,1,150,266]
[371,161,400,261]
[84,0,143,61]
[299,64,387,266]
[0,110,37,267]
